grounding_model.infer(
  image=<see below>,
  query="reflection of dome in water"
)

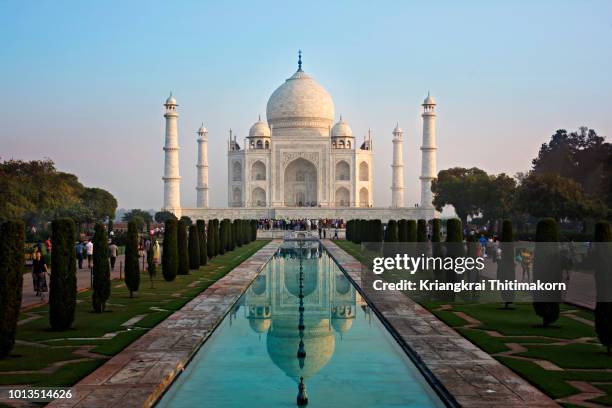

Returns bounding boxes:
[267,318,335,380]
[335,274,351,295]
[252,275,266,295]
[249,318,271,333]
[331,318,353,333]
[284,268,318,297]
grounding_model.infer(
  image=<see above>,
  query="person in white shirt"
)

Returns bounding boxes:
[85,240,94,268]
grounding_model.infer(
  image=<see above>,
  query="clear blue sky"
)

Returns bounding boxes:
[1,0,611,210]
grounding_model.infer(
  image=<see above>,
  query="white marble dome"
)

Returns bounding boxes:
[266,70,335,129]
[331,117,352,137]
[249,118,271,137]
[423,94,436,105]
[165,94,177,105]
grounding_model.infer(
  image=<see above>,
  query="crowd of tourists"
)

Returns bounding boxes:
[257,218,344,231]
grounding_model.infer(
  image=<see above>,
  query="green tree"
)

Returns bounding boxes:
[188,225,200,270]
[417,219,427,242]
[594,221,612,354]
[207,219,216,259]
[154,211,177,223]
[432,167,490,226]
[81,187,117,223]
[406,220,417,242]
[179,216,193,227]
[123,209,153,232]
[398,220,408,242]
[480,173,517,226]
[177,220,190,275]
[219,219,229,255]
[124,220,140,297]
[532,218,561,327]
[385,220,398,242]
[49,218,77,330]
[92,223,110,312]
[196,220,207,266]
[0,220,24,358]
[162,219,178,281]
[147,240,156,288]
[444,218,463,301]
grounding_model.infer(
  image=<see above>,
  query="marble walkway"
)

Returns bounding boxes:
[47,240,281,408]
[321,239,559,408]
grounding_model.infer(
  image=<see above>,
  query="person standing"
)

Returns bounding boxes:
[109,241,118,270]
[75,241,84,269]
[153,239,161,264]
[85,239,94,268]
[32,250,49,300]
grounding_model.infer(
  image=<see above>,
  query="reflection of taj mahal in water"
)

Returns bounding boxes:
[240,243,367,387]
[162,52,438,221]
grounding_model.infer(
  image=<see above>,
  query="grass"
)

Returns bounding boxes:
[0,240,269,387]
[334,239,612,406]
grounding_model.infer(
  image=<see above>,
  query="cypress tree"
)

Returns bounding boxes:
[218,220,227,255]
[532,218,561,327]
[398,220,408,242]
[207,219,215,259]
[0,220,24,358]
[177,220,190,275]
[92,223,110,313]
[346,220,352,242]
[228,220,235,251]
[124,220,140,297]
[147,239,156,287]
[250,219,258,242]
[188,224,200,270]
[197,220,207,266]
[417,219,427,242]
[385,220,399,242]
[406,220,417,242]
[432,219,441,243]
[499,219,515,308]
[594,221,612,354]
[49,218,77,330]
[162,219,178,281]
[214,219,222,254]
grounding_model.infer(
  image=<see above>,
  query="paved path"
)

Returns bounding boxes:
[322,239,558,408]
[21,255,127,310]
[47,241,281,408]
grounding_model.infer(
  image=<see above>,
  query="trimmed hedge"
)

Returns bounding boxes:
[162,219,178,281]
[147,239,156,284]
[385,220,399,242]
[188,224,200,270]
[532,218,561,327]
[50,218,77,330]
[207,219,216,259]
[0,220,24,358]
[177,220,189,275]
[92,223,110,313]
[417,219,427,242]
[124,220,140,297]
[197,220,207,266]
[499,219,515,305]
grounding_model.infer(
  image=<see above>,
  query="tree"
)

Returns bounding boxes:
[406,220,417,242]
[81,188,117,223]
[516,172,605,221]
[123,209,153,232]
[398,220,408,242]
[532,218,561,327]
[124,220,140,297]
[207,219,216,259]
[162,219,178,281]
[0,220,24,358]
[250,219,258,242]
[188,225,200,270]
[92,223,110,312]
[444,218,463,301]
[385,220,398,242]
[219,219,229,255]
[196,220,207,266]
[432,167,491,226]
[594,221,612,354]
[49,218,77,330]
[417,219,427,242]
[480,173,517,226]
[177,220,190,275]
[180,216,193,227]
[498,220,515,308]
[155,211,177,223]
[147,239,156,288]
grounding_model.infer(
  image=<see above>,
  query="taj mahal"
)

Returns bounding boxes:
[162,52,438,222]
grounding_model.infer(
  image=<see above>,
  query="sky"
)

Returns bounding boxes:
[1,0,611,211]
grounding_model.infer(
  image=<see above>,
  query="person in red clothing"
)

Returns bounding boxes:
[45,237,52,254]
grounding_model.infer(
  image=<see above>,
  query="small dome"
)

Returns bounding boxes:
[165,93,177,105]
[423,93,436,105]
[393,123,403,133]
[249,118,271,138]
[197,123,207,134]
[331,117,353,138]
[331,317,354,334]
[249,318,271,334]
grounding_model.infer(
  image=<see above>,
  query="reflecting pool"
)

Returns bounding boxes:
[157,242,443,407]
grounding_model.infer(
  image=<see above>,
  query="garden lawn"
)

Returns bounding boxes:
[0,240,269,387]
[335,239,612,407]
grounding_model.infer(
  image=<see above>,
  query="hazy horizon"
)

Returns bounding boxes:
[1,1,611,211]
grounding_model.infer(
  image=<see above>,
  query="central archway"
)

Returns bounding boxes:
[284,158,317,207]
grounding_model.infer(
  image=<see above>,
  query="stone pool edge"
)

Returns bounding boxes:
[321,239,559,408]
[47,240,282,408]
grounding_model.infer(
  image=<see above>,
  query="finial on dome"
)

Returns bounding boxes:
[258,114,261,121]
[298,49,303,72]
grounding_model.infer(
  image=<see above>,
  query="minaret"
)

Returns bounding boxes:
[391,123,404,208]
[420,93,437,208]
[163,93,181,211]
[196,123,209,208]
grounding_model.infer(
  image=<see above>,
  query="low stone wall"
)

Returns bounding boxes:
[178,206,435,222]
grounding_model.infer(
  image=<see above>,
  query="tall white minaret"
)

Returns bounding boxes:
[391,123,404,208]
[163,93,181,211]
[196,124,209,208]
[420,93,437,208]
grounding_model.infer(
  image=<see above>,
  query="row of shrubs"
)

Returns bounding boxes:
[346,218,435,244]
[0,218,259,359]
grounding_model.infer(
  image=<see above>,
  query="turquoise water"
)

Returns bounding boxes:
[157,243,443,407]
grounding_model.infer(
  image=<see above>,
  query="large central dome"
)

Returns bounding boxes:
[266,68,335,131]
